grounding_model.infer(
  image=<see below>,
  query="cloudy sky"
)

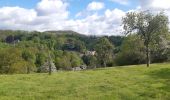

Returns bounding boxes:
[0,0,169,35]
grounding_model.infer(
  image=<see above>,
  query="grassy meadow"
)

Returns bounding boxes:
[0,63,170,100]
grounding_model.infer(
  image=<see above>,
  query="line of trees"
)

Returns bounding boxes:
[0,11,169,74]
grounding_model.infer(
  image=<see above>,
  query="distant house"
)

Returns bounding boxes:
[79,50,96,57]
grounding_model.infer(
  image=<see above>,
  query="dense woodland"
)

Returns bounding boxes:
[0,11,170,74]
[0,29,169,74]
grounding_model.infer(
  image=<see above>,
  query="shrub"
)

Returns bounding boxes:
[115,51,146,66]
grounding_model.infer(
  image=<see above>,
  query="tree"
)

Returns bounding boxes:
[9,61,36,74]
[123,11,169,67]
[70,52,83,67]
[74,40,86,53]
[35,52,47,70]
[0,48,22,73]
[54,57,72,70]
[62,38,86,52]
[115,35,146,66]
[95,37,114,67]
[47,40,55,75]
[0,47,36,74]
[151,36,170,63]
[82,55,97,69]
[54,51,83,70]
[22,50,36,74]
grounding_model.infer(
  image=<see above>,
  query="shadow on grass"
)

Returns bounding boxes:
[148,68,170,92]
[149,68,170,79]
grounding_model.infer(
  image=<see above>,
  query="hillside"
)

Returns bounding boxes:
[0,30,127,74]
[0,63,169,100]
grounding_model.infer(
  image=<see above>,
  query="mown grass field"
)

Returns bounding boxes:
[0,63,170,100]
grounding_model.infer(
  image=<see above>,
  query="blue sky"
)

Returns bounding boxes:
[0,0,39,8]
[0,0,169,35]
[68,0,138,18]
[0,0,139,18]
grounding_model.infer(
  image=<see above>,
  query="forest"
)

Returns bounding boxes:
[0,11,169,74]
[0,30,121,74]
[0,31,169,74]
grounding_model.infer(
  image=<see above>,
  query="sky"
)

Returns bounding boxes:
[0,0,170,35]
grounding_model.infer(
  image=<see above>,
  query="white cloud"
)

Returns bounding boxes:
[110,0,129,5]
[152,0,170,9]
[0,7,37,30]
[140,0,170,10]
[87,1,105,11]
[67,9,125,36]
[0,0,126,35]
[2,0,170,36]
[0,7,36,23]
[36,0,69,18]
[139,0,170,30]
[0,0,69,31]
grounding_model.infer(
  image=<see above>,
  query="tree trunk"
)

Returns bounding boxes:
[146,44,150,67]
[103,61,106,67]
[49,60,52,75]
[48,52,52,75]
[27,66,30,74]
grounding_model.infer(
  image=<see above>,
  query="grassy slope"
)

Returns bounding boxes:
[0,63,170,100]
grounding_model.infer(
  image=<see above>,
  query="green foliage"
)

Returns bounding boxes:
[116,52,146,66]
[22,49,36,73]
[123,11,169,66]
[115,35,146,66]
[54,51,83,70]
[54,38,65,50]
[9,61,36,74]
[0,48,36,74]
[55,56,72,70]
[22,50,36,63]
[70,52,83,67]
[36,52,47,68]
[0,48,22,73]
[62,38,86,52]
[151,37,170,63]
[0,29,169,71]
[82,55,97,69]
[95,37,114,67]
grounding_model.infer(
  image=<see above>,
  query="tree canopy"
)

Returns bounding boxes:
[123,11,169,67]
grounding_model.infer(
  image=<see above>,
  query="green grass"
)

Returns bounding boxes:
[0,63,170,100]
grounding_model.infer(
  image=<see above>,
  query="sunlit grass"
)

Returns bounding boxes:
[0,63,170,100]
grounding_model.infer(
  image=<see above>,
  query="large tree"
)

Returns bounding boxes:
[47,40,55,75]
[122,11,169,67]
[95,37,114,67]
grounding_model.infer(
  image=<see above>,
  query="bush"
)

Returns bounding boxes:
[0,48,37,74]
[9,61,36,74]
[115,51,146,66]
[54,51,83,70]
[54,57,71,70]
[82,55,97,69]
[115,35,146,66]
